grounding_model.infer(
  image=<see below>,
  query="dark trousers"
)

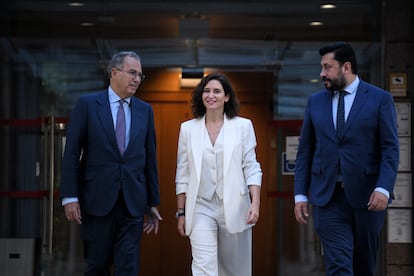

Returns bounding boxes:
[313,184,386,276]
[80,193,144,276]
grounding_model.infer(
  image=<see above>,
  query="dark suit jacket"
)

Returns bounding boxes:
[60,90,160,216]
[294,80,399,208]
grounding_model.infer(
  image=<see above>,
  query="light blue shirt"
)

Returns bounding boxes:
[332,76,358,129]
[108,87,131,148]
[62,88,132,206]
[295,76,389,203]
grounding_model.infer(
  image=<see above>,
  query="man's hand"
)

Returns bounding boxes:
[368,191,388,211]
[64,202,82,224]
[294,202,309,224]
[143,207,163,234]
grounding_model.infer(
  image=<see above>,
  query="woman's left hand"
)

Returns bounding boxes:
[247,202,260,225]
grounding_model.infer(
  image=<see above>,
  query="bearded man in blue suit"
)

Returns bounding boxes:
[61,51,162,276]
[294,42,399,276]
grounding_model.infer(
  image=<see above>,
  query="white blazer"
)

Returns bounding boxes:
[176,115,262,235]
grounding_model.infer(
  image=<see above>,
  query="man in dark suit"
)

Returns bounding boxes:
[294,42,399,276]
[61,51,162,275]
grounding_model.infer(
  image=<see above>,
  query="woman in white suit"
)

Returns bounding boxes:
[175,73,262,276]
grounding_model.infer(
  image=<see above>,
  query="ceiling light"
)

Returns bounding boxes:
[320,4,336,9]
[68,2,85,7]
[309,21,323,27]
[80,22,95,27]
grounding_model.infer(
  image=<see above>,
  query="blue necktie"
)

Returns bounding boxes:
[116,99,126,155]
[336,90,346,138]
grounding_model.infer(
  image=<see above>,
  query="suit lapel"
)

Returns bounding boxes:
[223,116,236,174]
[96,91,118,151]
[191,117,205,184]
[190,116,235,182]
[322,90,336,136]
[344,82,369,133]
[128,97,143,154]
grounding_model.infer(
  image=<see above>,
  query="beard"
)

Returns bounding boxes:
[322,73,346,92]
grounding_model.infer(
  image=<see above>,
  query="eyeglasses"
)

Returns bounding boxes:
[115,68,146,81]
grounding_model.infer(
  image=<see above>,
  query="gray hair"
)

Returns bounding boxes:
[106,51,141,77]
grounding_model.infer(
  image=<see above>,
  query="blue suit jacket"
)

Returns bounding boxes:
[60,90,160,216]
[294,80,399,208]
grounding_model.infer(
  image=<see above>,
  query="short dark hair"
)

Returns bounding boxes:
[319,42,358,74]
[107,51,141,77]
[191,73,240,118]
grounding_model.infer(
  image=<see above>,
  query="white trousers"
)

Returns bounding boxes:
[189,196,252,276]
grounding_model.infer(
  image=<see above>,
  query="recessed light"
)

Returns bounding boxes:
[68,2,85,7]
[80,22,95,27]
[309,21,323,26]
[320,4,336,9]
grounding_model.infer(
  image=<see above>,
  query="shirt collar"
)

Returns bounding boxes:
[335,75,359,95]
[345,75,359,94]
[108,86,131,104]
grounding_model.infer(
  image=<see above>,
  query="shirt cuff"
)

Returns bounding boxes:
[176,183,188,195]
[294,194,308,204]
[375,187,389,199]
[62,197,78,206]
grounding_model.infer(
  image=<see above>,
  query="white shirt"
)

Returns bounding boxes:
[109,87,131,147]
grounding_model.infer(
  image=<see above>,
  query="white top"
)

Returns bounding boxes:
[197,125,224,200]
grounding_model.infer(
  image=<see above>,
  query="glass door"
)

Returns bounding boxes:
[43,117,85,275]
[0,117,84,275]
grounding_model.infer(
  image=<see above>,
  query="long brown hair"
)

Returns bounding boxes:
[191,73,240,118]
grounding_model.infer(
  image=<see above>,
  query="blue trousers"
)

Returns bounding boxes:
[313,185,385,276]
[80,193,144,276]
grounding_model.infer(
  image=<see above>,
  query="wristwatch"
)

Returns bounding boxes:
[175,211,185,218]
